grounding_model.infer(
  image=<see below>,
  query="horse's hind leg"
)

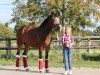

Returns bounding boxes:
[16,43,23,71]
[22,44,30,71]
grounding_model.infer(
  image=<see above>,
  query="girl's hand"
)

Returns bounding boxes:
[66,44,72,48]
[56,34,58,37]
[66,44,70,47]
[56,34,59,40]
[69,43,73,48]
[69,45,72,48]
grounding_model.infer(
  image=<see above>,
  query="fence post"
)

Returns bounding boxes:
[76,39,80,53]
[6,38,11,59]
[87,38,91,53]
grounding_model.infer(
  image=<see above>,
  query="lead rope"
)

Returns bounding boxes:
[62,34,65,44]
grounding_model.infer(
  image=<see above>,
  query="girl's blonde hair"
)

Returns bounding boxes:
[65,26,72,34]
[61,26,72,34]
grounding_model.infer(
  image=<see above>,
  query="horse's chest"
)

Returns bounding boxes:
[44,35,51,46]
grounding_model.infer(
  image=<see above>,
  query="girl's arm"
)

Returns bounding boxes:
[69,36,74,48]
[56,34,63,42]
[56,34,60,41]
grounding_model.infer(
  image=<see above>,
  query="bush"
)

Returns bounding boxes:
[0,24,15,38]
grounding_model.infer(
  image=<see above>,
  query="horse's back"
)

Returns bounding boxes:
[16,26,33,43]
[16,26,40,47]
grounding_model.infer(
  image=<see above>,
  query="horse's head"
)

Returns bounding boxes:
[50,12,61,31]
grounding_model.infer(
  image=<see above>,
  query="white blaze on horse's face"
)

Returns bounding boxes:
[53,17,60,25]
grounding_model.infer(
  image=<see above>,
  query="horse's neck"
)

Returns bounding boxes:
[39,16,52,34]
[38,22,52,41]
[38,15,53,42]
[39,23,52,35]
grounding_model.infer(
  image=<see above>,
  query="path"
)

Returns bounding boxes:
[0,66,100,75]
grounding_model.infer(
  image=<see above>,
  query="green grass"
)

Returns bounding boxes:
[0,49,100,68]
[73,52,100,68]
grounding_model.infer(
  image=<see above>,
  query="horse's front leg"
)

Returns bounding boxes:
[39,47,43,72]
[23,45,30,71]
[45,46,50,73]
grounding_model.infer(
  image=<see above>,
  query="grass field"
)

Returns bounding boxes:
[0,48,100,68]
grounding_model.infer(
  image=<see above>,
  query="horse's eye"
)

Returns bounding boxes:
[53,20,55,21]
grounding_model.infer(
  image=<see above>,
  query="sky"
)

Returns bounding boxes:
[0,0,100,30]
[0,0,15,29]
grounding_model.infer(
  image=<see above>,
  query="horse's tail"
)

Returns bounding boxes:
[16,26,25,41]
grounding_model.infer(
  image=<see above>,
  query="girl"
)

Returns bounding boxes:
[57,26,74,75]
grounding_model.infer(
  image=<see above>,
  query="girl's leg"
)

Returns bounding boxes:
[68,48,72,71]
[64,47,69,71]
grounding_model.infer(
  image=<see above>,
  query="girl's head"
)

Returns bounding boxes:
[65,26,72,34]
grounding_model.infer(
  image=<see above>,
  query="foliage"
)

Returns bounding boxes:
[81,30,94,36]
[0,23,15,38]
[10,0,100,36]
[14,20,29,32]
[61,0,98,36]
[93,26,100,36]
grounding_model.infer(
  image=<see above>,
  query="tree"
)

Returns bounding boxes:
[14,20,29,32]
[11,0,100,36]
[81,30,94,36]
[11,0,45,28]
[0,23,15,38]
[93,26,100,36]
[93,0,100,22]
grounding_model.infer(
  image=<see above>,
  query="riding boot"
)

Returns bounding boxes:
[39,59,43,72]
[45,59,49,73]
[23,55,29,71]
[16,55,20,70]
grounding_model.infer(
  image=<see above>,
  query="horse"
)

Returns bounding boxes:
[16,12,60,73]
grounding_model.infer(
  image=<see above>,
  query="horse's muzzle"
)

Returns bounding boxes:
[55,24,61,31]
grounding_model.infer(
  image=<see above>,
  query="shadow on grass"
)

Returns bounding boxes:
[82,54,100,61]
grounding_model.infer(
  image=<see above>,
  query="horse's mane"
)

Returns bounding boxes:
[37,15,53,41]
[39,15,52,28]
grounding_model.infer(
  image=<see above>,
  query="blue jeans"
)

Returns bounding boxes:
[63,47,72,71]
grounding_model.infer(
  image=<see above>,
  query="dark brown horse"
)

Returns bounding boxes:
[16,12,60,72]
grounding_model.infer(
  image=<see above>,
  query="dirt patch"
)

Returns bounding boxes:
[0,66,100,75]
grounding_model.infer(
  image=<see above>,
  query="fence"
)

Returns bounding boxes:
[52,36,100,49]
[0,36,100,58]
[74,36,100,52]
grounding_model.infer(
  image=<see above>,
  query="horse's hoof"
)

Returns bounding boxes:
[26,68,30,71]
[45,70,50,73]
[40,71,44,73]
[16,69,20,71]
[40,69,44,73]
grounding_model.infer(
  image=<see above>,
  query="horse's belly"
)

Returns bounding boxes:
[24,37,40,48]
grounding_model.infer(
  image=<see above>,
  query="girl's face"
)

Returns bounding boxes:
[66,28,71,34]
